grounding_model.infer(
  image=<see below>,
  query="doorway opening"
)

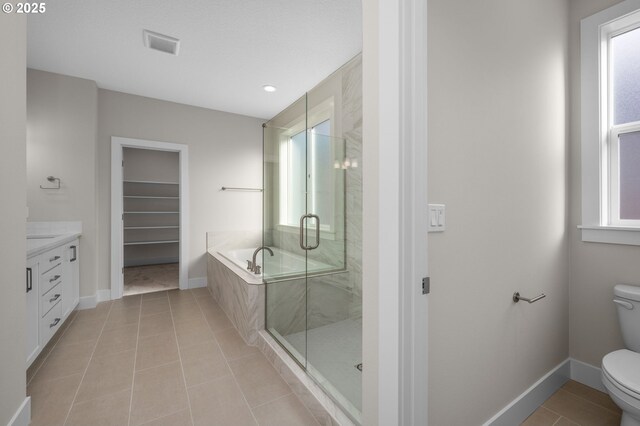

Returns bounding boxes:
[111,137,189,299]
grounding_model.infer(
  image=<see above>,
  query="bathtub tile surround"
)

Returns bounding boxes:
[207,253,265,345]
[27,288,320,426]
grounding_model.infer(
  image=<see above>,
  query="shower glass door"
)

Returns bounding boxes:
[263,94,309,366]
[264,90,358,422]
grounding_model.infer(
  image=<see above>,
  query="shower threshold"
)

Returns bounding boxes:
[267,318,362,424]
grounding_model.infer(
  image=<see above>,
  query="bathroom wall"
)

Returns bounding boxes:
[427,0,570,424]
[26,69,99,298]
[0,13,28,425]
[97,89,264,290]
[568,0,635,368]
[26,73,264,297]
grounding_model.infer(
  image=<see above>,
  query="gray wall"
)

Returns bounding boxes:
[0,13,28,425]
[27,69,99,297]
[98,89,264,289]
[568,0,634,367]
[26,74,263,297]
[427,0,570,424]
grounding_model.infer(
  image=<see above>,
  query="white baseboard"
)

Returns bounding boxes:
[78,295,97,310]
[188,277,207,289]
[77,289,112,310]
[485,358,608,425]
[569,358,606,392]
[97,289,111,303]
[7,397,30,426]
[484,360,570,426]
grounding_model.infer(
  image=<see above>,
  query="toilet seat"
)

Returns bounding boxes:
[602,349,640,399]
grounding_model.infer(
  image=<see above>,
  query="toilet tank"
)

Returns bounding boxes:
[614,284,640,352]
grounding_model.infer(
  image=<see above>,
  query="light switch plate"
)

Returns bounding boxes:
[428,204,445,233]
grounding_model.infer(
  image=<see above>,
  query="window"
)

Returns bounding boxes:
[278,114,337,233]
[580,1,640,245]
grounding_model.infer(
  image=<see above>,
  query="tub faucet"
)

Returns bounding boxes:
[249,246,273,274]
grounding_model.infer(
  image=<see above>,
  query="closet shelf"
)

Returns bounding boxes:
[124,211,180,214]
[123,180,179,185]
[124,226,179,230]
[124,196,179,199]
[124,240,179,246]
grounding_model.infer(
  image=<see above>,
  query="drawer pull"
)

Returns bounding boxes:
[49,275,61,283]
[49,255,61,262]
[50,318,61,328]
[49,294,61,303]
[26,267,33,293]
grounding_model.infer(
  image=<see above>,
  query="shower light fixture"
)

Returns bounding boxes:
[263,85,277,92]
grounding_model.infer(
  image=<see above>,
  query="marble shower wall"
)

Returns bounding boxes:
[341,55,363,320]
[264,54,363,328]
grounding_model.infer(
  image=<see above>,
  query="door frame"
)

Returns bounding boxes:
[110,137,189,300]
[362,0,428,424]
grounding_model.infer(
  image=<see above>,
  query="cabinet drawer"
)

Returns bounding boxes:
[41,283,62,318]
[40,246,64,275]
[41,264,63,296]
[40,300,62,346]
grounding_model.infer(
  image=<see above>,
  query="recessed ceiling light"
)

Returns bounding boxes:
[263,85,277,92]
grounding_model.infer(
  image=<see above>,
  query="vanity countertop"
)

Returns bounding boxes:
[27,233,82,258]
[26,221,83,258]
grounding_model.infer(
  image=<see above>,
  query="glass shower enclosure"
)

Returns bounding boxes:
[263,82,362,422]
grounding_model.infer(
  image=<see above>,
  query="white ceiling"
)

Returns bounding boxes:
[27,0,362,119]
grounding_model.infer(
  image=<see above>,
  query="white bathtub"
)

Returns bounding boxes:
[206,246,335,345]
[218,247,335,282]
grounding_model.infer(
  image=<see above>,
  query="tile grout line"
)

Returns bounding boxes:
[61,301,115,426]
[249,391,295,410]
[561,386,622,416]
[126,296,143,426]
[253,345,321,426]
[192,289,262,425]
[541,406,566,420]
[169,291,196,426]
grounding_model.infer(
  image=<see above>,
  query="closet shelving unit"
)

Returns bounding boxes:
[123,180,180,252]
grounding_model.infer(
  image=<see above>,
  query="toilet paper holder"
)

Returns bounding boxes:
[513,292,546,304]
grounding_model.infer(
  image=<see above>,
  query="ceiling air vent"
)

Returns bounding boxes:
[143,29,180,55]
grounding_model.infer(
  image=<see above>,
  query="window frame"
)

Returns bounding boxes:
[277,97,337,235]
[580,0,640,245]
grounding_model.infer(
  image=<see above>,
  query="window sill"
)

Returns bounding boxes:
[579,225,640,246]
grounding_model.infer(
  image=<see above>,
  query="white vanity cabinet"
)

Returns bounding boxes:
[62,240,79,318]
[26,237,80,367]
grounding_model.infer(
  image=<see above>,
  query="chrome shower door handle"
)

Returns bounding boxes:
[299,214,321,250]
[307,214,320,250]
[299,214,308,250]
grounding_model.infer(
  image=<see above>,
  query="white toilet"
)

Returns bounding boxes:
[602,284,640,426]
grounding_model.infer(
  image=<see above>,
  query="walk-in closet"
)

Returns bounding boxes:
[122,147,180,295]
